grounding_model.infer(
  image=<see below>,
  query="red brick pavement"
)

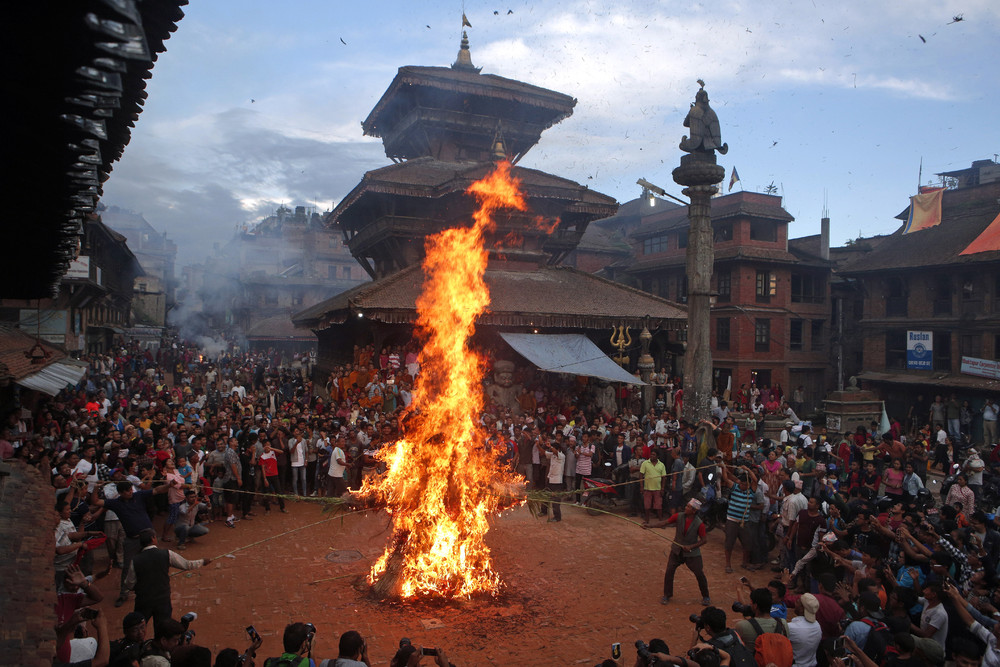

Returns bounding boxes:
[92,500,767,666]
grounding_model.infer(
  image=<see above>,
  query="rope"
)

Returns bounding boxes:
[161,459,750,573]
[170,506,368,577]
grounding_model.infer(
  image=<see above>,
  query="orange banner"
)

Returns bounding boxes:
[960,212,1000,256]
[902,188,944,234]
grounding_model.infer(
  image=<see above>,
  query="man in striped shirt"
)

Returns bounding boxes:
[724,466,759,573]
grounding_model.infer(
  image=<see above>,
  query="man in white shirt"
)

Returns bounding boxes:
[326,436,348,497]
[984,399,999,446]
[542,438,566,523]
[288,427,307,496]
[654,413,670,446]
[913,583,949,647]
[73,442,100,493]
[780,422,792,449]
[788,593,822,667]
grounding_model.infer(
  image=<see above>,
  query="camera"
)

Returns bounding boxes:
[421,647,439,656]
[635,640,652,662]
[80,608,99,620]
[689,614,704,629]
[181,612,197,644]
[246,625,261,643]
[731,602,753,616]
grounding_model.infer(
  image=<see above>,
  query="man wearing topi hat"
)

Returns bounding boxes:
[645,497,711,605]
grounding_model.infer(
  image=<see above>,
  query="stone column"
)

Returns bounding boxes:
[673,156,724,423]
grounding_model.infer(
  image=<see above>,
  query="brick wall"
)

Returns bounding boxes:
[0,461,56,667]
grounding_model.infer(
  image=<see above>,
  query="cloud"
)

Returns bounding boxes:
[100,0,1000,269]
[102,108,385,264]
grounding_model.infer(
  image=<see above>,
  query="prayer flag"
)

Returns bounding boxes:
[878,402,891,437]
[728,166,740,192]
[902,188,944,234]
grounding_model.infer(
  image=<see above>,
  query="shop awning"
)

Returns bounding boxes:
[18,359,88,396]
[499,333,644,384]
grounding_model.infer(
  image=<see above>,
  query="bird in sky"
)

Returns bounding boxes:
[948,14,964,24]
[339,37,346,45]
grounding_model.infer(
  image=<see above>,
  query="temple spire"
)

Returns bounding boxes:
[451,30,481,72]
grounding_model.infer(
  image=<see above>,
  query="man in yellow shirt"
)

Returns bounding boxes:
[640,449,667,525]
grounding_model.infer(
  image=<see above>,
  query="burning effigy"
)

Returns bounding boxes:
[354,162,527,599]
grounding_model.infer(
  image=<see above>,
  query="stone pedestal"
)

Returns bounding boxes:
[823,387,882,436]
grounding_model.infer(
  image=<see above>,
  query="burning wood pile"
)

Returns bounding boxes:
[353,163,527,599]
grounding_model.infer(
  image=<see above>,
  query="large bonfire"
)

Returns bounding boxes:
[357,161,527,599]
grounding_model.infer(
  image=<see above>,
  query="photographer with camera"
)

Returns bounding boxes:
[687,607,756,667]
[263,622,319,667]
[389,638,451,667]
[139,617,185,667]
[643,643,733,667]
[108,612,147,666]
[733,588,789,647]
[54,607,110,667]
[332,630,371,667]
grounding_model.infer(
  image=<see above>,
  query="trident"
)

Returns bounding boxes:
[610,325,632,367]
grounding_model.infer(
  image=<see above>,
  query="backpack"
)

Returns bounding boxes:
[747,618,794,667]
[708,630,757,667]
[859,617,897,664]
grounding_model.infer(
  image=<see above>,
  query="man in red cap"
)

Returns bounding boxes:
[646,497,711,605]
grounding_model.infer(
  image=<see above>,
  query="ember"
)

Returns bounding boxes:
[357,161,527,599]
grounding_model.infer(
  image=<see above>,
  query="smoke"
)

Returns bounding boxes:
[194,335,228,359]
[169,204,367,350]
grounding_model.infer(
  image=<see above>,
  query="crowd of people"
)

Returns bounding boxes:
[621,396,1000,666]
[6,335,1000,665]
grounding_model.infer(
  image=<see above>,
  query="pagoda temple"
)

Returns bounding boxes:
[294,33,686,378]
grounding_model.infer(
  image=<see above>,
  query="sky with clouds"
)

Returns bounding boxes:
[101,0,1000,266]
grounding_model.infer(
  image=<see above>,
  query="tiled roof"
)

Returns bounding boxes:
[627,245,802,273]
[634,191,794,238]
[363,65,576,136]
[575,225,633,254]
[838,181,1000,274]
[0,324,67,381]
[329,159,617,224]
[246,315,316,341]
[293,264,686,329]
[787,235,835,267]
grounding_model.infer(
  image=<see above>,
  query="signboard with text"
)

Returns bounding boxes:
[906,331,933,370]
[64,256,90,280]
[961,356,1000,380]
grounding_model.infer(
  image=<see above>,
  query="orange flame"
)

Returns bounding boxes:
[496,231,524,248]
[533,215,560,234]
[359,162,527,598]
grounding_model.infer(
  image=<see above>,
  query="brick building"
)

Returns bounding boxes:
[100,206,178,328]
[626,191,834,412]
[1,215,142,355]
[838,160,1000,427]
[179,204,366,350]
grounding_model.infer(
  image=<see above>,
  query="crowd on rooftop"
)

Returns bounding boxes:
[5,334,1000,665]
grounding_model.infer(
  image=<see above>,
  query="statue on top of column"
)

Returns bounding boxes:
[679,80,728,156]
